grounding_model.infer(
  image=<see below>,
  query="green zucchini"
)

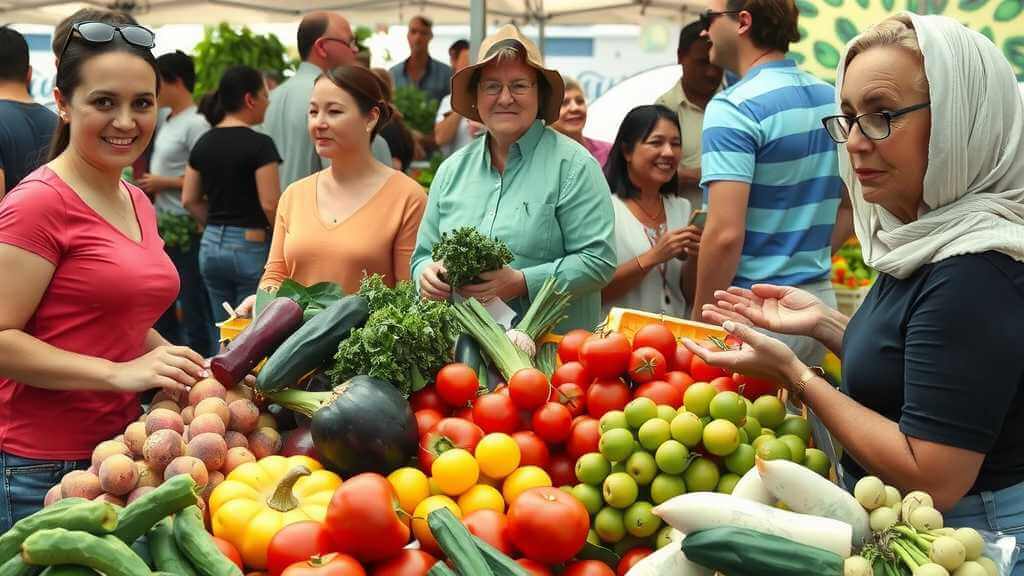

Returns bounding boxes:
[113,474,198,544]
[38,568,97,576]
[0,501,118,563]
[172,506,242,576]
[256,295,369,392]
[147,519,197,576]
[427,562,457,576]
[681,526,844,576]
[0,556,39,576]
[20,529,150,576]
[470,535,529,576]
[427,507,493,576]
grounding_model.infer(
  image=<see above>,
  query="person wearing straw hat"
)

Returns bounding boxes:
[411,25,616,333]
[685,14,1024,563]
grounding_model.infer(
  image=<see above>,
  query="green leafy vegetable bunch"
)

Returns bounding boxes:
[431,227,514,289]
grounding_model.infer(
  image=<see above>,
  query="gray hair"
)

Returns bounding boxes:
[844,15,929,95]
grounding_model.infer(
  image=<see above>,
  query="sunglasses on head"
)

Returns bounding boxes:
[58,21,156,63]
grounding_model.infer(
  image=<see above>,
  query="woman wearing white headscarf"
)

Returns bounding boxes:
[682,12,1024,558]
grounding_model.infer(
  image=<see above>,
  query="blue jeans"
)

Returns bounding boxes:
[154,235,217,357]
[199,225,270,323]
[1,452,89,532]
[945,481,1024,574]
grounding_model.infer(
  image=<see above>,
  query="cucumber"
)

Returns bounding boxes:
[0,501,118,563]
[427,507,493,576]
[0,556,39,576]
[471,535,530,576]
[20,529,151,576]
[113,474,198,544]
[681,526,844,576]
[38,568,97,576]
[173,506,242,576]
[130,536,153,569]
[148,518,197,576]
[427,563,457,576]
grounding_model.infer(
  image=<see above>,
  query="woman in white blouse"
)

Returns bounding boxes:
[601,105,702,318]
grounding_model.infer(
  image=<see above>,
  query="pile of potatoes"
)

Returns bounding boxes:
[46,378,283,515]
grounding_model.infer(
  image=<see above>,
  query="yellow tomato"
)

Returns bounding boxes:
[431,448,479,496]
[428,477,444,496]
[478,473,504,489]
[387,467,431,517]
[502,466,552,504]
[458,484,505,515]
[412,495,461,553]
[474,433,521,479]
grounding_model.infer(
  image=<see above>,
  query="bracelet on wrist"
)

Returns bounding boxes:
[635,256,647,273]
[790,365,825,400]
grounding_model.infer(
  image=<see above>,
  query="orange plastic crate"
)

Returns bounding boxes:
[603,307,727,344]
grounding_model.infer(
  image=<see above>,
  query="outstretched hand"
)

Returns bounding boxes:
[700,284,826,339]
[682,321,804,388]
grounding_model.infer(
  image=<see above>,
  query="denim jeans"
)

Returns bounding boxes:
[0,452,89,532]
[199,225,270,323]
[946,481,1024,574]
[154,234,217,357]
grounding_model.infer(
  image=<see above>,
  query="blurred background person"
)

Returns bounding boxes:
[0,26,56,198]
[551,77,612,167]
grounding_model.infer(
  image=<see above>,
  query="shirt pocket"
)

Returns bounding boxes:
[508,201,560,261]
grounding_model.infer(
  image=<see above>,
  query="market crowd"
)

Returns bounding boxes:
[0,0,1022,565]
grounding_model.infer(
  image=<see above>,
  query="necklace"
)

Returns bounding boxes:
[631,195,665,225]
[746,49,775,73]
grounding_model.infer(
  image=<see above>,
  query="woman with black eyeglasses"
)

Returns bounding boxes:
[0,18,207,528]
[687,14,1024,566]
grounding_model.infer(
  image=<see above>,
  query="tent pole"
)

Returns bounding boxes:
[470,0,487,63]
[537,17,546,59]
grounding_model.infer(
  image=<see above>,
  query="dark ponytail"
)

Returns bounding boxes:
[200,65,264,126]
[320,65,394,140]
[47,119,71,162]
[198,89,224,125]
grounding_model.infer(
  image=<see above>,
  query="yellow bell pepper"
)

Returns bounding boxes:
[209,454,342,570]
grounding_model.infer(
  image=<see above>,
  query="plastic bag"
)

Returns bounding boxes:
[978,529,1019,576]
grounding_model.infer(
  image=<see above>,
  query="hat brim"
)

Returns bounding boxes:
[450,55,565,125]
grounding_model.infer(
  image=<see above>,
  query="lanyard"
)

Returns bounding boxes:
[642,223,673,307]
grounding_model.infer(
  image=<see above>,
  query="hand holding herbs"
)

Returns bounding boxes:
[431,227,514,289]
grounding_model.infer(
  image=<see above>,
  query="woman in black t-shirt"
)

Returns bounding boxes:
[686,14,1024,564]
[182,65,281,321]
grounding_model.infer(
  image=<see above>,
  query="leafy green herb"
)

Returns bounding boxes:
[156,212,198,252]
[328,274,457,396]
[431,227,514,289]
[254,279,344,320]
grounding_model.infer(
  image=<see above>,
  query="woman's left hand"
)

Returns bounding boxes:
[460,267,527,303]
[681,224,702,259]
[682,321,805,387]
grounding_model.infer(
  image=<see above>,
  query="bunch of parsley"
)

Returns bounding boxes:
[431,226,514,289]
[328,274,457,396]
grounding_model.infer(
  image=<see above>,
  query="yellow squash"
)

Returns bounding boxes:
[209,454,341,569]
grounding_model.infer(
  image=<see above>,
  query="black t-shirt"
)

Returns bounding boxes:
[842,251,1024,494]
[0,100,57,193]
[188,127,281,228]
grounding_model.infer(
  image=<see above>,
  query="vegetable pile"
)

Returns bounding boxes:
[431,226,514,289]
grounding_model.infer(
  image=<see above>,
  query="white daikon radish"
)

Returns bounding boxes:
[653,492,853,558]
[952,562,989,576]
[731,466,774,504]
[952,528,984,561]
[625,538,712,576]
[915,563,951,576]
[845,555,873,576]
[756,457,870,546]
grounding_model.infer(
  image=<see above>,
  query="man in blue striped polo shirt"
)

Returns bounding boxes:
[692,0,853,365]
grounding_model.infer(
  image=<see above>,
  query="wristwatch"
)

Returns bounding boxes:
[791,365,826,400]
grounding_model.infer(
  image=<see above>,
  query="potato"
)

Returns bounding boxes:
[223,447,256,475]
[152,388,184,405]
[43,484,62,507]
[124,422,148,458]
[135,461,163,488]
[227,400,260,434]
[225,385,254,405]
[180,405,195,425]
[143,429,187,474]
[189,378,226,406]
[247,428,282,460]
[194,397,230,427]
[188,432,228,472]
[98,454,139,496]
[145,408,185,436]
[149,400,181,414]
[188,413,226,439]
[91,440,131,469]
[256,413,277,431]
[201,470,225,501]
[224,431,248,449]
[93,493,125,507]
[112,434,125,444]
[164,456,209,490]
[60,470,102,500]
[126,485,155,504]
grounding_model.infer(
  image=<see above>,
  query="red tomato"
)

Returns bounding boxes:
[547,452,577,487]
[532,402,573,444]
[370,550,437,576]
[690,353,728,382]
[555,383,587,418]
[281,553,366,576]
[579,332,631,379]
[733,373,779,399]
[472,394,519,434]
[462,510,514,554]
[418,418,484,474]
[628,347,668,385]
[617,548,654,576]
[710,376,738,394]
[509,368,552,410]
[414,409,443,438]
[512,431,551,469]
[325,474,409,563]
[564,560,615,576]
[435,364,480,407]
[552,361,592,390]
[508,487,590,564]
[212,536,244,572]
[664,371,695,399]
[585,379,631,418]
[634,380,683,408]
[558,329,593,364]
[671,345,694,372]
[566,417,601,460]
[632,323,677,361]
[409,388,446,413]
[453,406,475,422]
[516,559,554,576]
[267,521,336,576]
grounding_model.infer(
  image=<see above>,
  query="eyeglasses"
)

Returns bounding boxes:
[320,36,357,51]
[58,21,156,63]
[479,80,535,96]
[821,101,930,143]
[699,9,743,30]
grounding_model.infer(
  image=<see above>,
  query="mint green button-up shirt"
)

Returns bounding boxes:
[411,120,617,333]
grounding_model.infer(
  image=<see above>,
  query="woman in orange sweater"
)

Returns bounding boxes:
[237,65,426,314]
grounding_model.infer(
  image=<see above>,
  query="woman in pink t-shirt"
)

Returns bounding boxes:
[0,19,206,530]
[551,77,613,168]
